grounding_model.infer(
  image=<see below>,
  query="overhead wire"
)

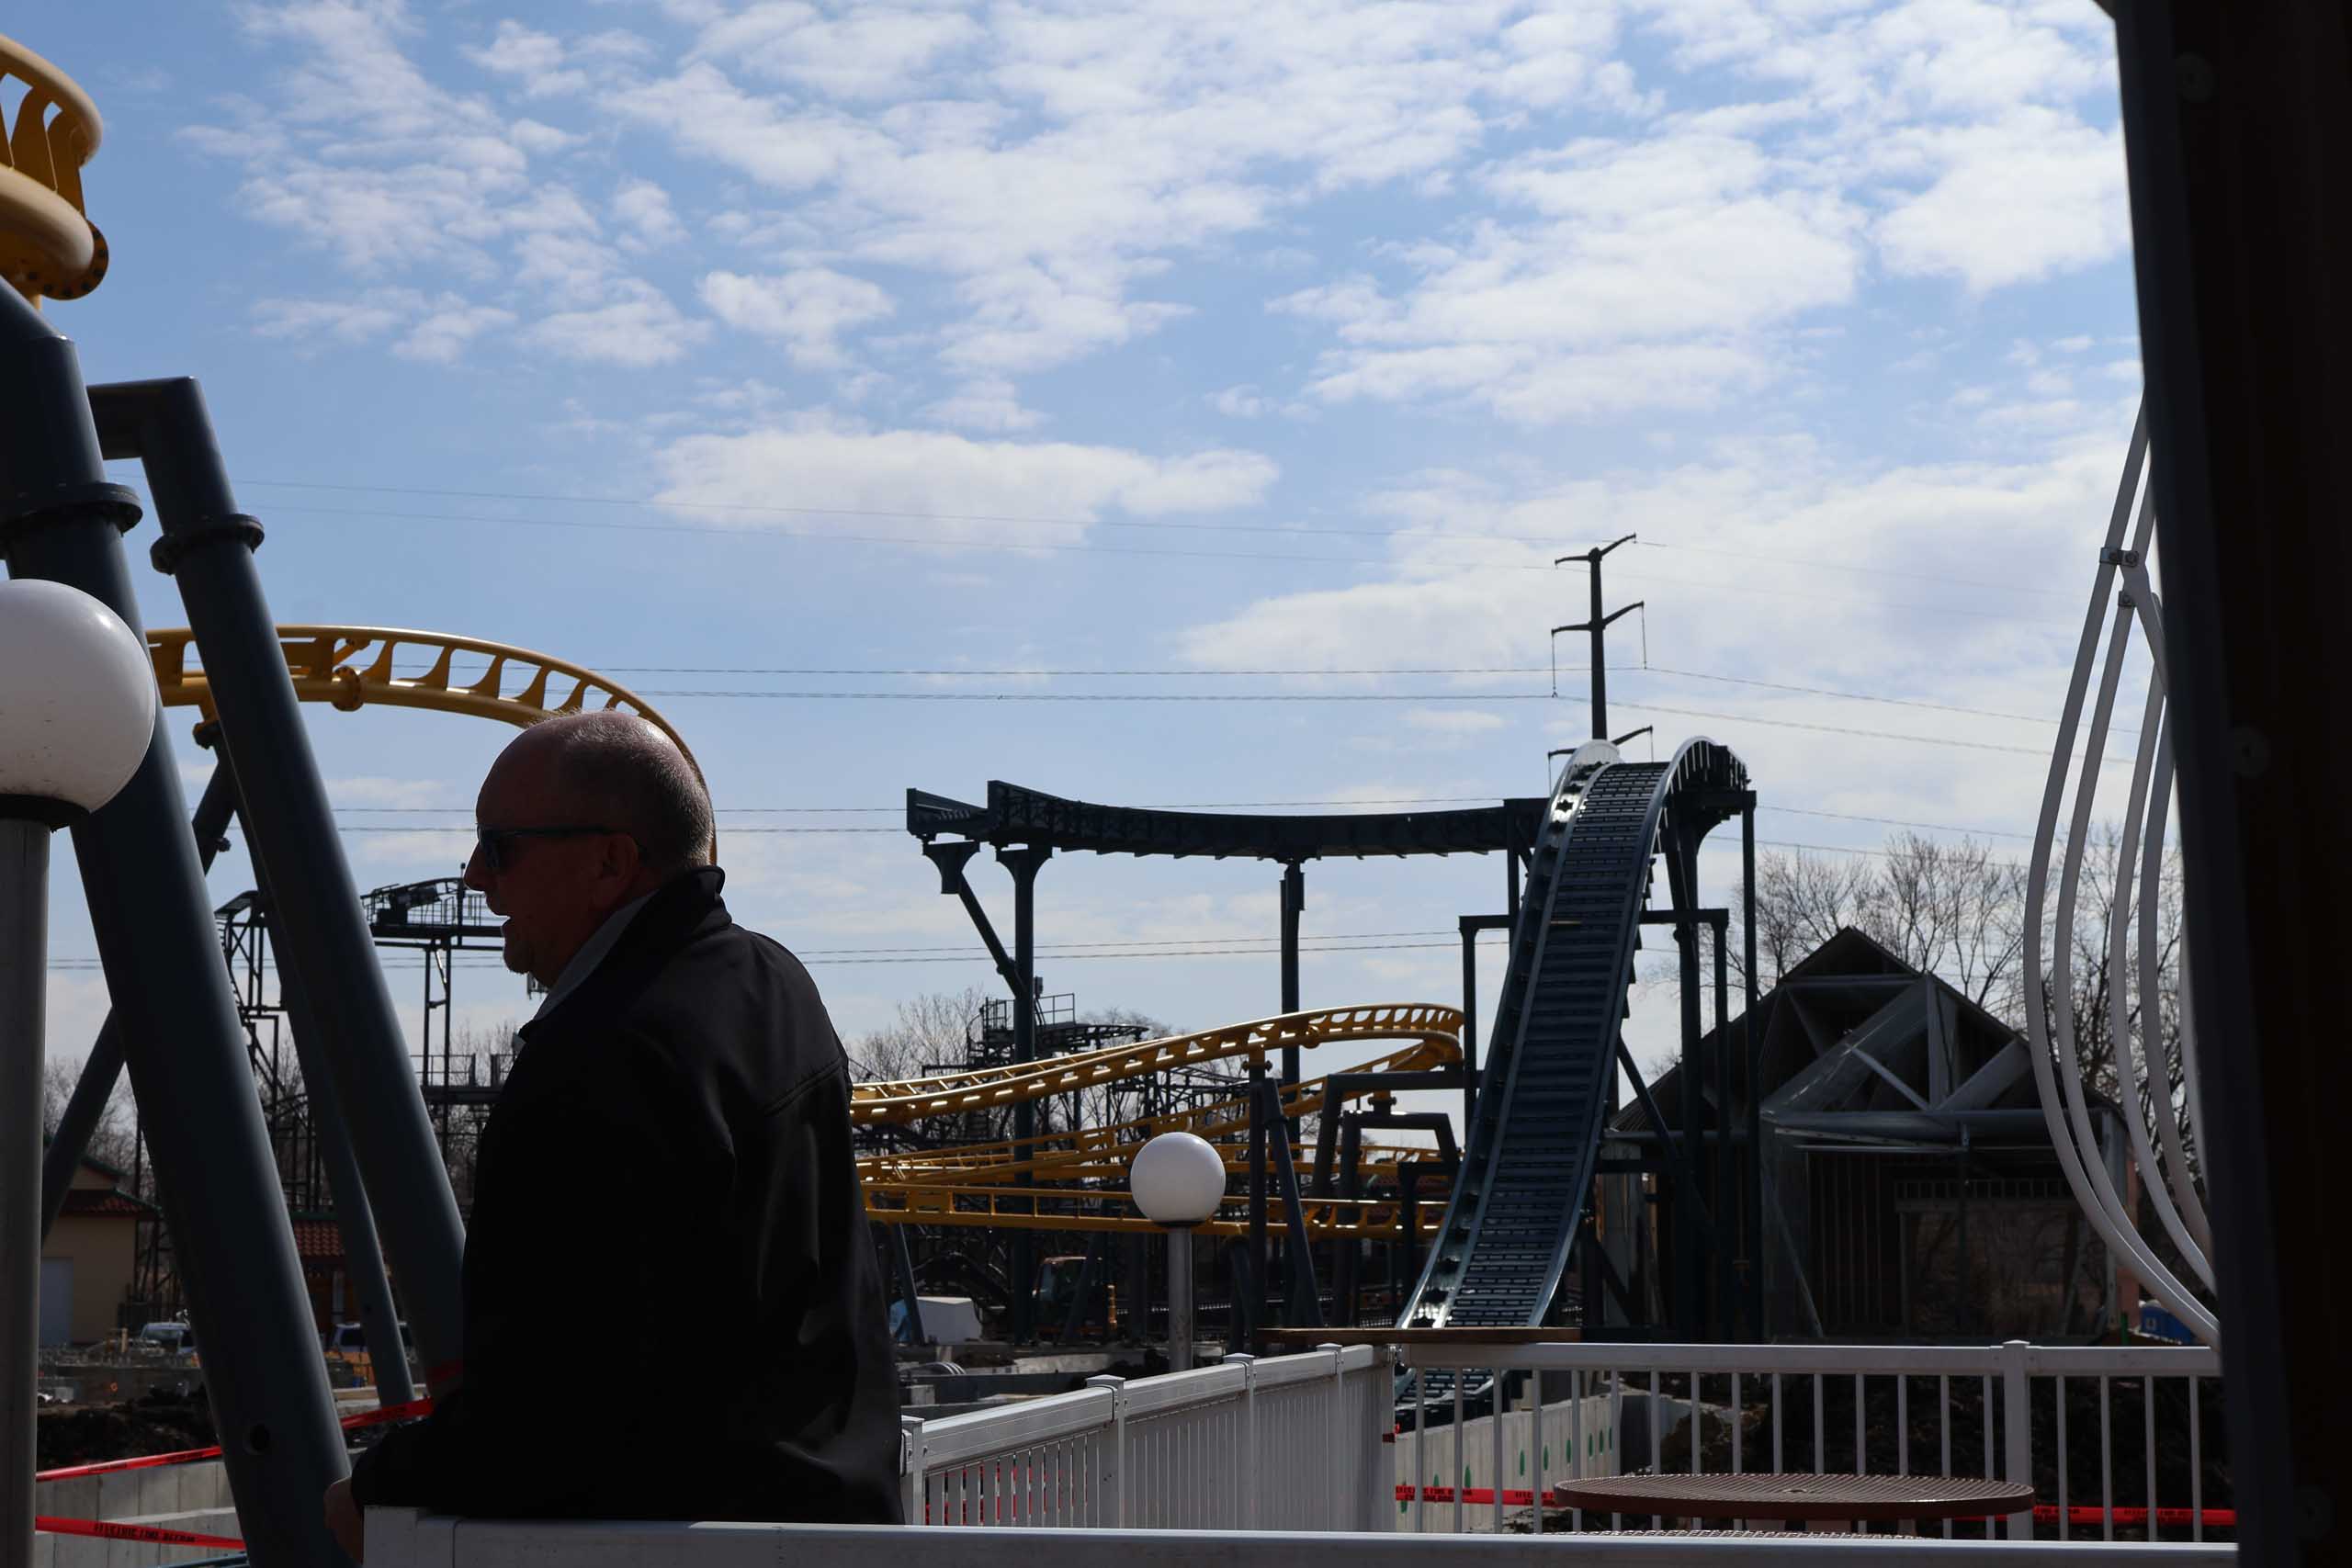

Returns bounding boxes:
[228,496,2061,626]
[234,476,2068,599]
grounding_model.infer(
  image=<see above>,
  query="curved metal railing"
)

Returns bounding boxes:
[2025,407,2218,1348]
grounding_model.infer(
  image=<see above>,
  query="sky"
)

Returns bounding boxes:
[28,0,2150,1116]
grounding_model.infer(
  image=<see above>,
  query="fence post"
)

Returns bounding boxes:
[899,1415,925,1526]
[2000,1340,2033,1539]
[1085,1374,1128,1529]
[1320,1342,1347,1529]
[1224,1352,1259,1529]
[1367,1343,1396,1532]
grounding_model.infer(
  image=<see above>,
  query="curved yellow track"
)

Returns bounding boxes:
[148,623,714,858]
[852,1002,1459,1126]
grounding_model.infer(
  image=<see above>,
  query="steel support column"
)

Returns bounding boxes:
[87,378,465,1395]
[39,758,237,1241]
[1742,804,1762,1340]
[996,844,1049,1342]
[2,820,49,1568]
[2115,5,2349,1556]
[1278,862,1304,1102]
[0,292,346,1566]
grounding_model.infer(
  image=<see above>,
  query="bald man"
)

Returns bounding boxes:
[329,713,901,1552]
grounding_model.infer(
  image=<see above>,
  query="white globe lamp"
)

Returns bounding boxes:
[0,578,155,1568]
[1131,1133,1227,1371]
[0,579,156,821]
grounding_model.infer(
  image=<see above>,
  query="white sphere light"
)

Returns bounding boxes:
[0,580,156,815]
[1130,1132,1227,1227]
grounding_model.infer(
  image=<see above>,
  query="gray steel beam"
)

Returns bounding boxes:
[995,845,1049,1343]
[87,378,466,1395]
[0,290,346,1566]
[39,758,237,1241]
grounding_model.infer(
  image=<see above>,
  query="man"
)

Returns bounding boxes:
[325,712,902,1556]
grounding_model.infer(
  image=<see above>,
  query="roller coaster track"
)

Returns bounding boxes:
[146,623,713,856]
[859,1035,1455,1184]
[1397,739,1747,1334]
[850,1002,1459,1126]
[862,1182,1437,1240]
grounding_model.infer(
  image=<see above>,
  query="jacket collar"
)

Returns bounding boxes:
[520,865,729,1035]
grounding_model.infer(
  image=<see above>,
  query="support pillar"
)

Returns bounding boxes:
[996,844,1050,1342]
[40,759,237,1241]
[0,290,347,1566]
[88,378,466,1395]
[1279,862,1304,1117]
[2,821,50,1568]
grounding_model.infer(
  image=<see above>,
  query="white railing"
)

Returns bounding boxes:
[1396,1340,2224,1544]
[903,1344,1392,1531]
[364,1338,2233,1566]
[368,1514,2233,1565]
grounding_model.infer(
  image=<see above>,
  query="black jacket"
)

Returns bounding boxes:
[350,868,903,1523]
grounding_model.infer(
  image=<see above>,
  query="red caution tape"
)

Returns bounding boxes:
[37,1395,435,1482]
[36,1515,244,1549]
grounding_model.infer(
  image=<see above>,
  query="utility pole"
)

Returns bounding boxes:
[1552,535,1643,740]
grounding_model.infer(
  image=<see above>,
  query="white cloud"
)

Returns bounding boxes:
[253,293,410,346]
[522,281,710,367]
[1403,708,1508,736]
[1874,110,2130,291]
[613,179,687,248]
[396,299,516,363]
[650,423,1278,546]
[924,378,1044,433]
[465,19,587,97]
[1280,130,1862,421]
[698,268,894,367]
[1209,385,1269,418]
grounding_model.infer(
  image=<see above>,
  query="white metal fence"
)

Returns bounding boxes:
[364,1337,2233,1565]
[1396,1340,2224,1543]
[902,1344,1392,1531]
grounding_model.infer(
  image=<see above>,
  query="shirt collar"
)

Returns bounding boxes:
[532,892,655,1021]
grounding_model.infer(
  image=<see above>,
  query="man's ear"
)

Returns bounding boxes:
[598,831,643,896]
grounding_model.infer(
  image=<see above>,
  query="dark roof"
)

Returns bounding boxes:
[289,1217,344,1262]
[1609,926,2040,1134]
[57,1188,155,1218]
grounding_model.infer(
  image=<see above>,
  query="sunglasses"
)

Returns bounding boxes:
[473,824,627,874]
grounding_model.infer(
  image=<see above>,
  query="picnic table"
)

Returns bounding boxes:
[1551,1472,2035,1532]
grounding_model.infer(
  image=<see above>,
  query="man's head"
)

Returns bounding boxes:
[463,711,714,986]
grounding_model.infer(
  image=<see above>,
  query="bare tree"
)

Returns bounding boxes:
[849,988,991,1082]
[40,1051,139,1177]
[1734,825,2188,1122]
[1733,832,2026,1011]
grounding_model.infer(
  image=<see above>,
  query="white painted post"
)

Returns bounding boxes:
[1085,1375,1128,1529]
[2000,1340,2034,1540]
[899,1416,924,1526]
[1320,1344,1346,1529]
[1224,1352,1259,1530]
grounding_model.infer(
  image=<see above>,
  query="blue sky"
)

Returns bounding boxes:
[31,0,2143,1096]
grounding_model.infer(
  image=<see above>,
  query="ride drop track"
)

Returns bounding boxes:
[1397,739,1747,1338]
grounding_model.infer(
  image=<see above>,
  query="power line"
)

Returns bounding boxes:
[238,497,2059,626]
[237,477,2068,599]
[1617,701,2129,762]
[330,801,2040,841]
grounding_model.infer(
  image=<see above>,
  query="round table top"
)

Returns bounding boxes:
[1551,1472,2035,1523]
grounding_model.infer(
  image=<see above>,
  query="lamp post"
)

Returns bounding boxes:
[1130,1133,1227,1374]
[0,581,156,1568]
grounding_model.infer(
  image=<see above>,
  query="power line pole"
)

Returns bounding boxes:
[1553,535,1643,740]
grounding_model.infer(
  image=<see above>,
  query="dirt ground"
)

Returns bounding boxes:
[36,1386,219,1470]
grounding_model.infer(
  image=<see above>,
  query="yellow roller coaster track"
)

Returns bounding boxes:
[862,1182,1436,1240]
[147,623,713,857]
[851,1002,1460,1126]
[859,1038,1453,1186]
[0,33,108,302]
